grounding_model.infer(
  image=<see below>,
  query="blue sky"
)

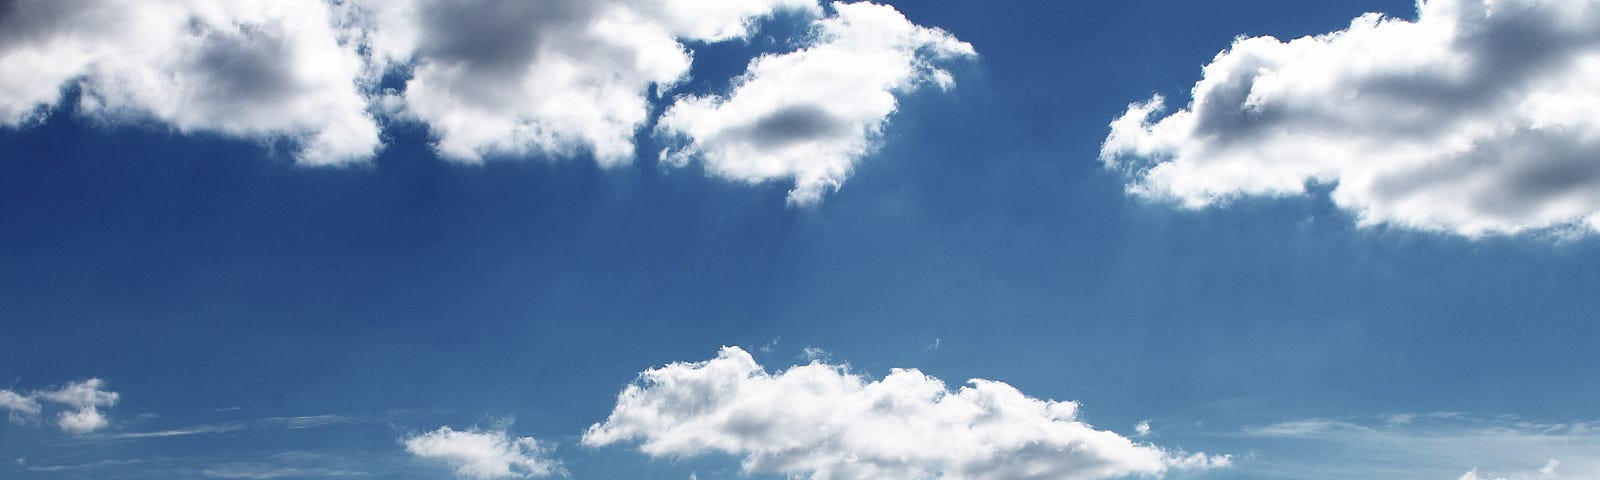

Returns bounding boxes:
[3,1,1599,479]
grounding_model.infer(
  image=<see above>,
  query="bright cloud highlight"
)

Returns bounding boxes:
[1101,0,1600,236]
[584,346,1226,480]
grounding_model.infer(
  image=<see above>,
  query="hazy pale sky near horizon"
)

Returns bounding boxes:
[3,1,1600,479]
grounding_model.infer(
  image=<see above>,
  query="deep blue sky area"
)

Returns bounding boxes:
[2,1,1597,479]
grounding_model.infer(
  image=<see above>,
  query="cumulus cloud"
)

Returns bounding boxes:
[0,0,380,164]
[0,378,120,434]
[657,1,975,204]
[1101,0,1600,236]
[38,378,121,434]
[584,346,1226,480]
[349,0,819,165]
[1,0,973,201]
[402,426,562,479]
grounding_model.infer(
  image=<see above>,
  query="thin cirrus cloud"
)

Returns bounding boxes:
[0,378,120,434]
[583,346,1227,480]
[0,0,968,204]
[1240,413,1600,479]
[402,425,563,480]
[1101,0,1600,237]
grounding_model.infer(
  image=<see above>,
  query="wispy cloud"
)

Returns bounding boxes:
[1237,413,1600,479]
[80,414,367,441]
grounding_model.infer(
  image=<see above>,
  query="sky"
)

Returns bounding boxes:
[2,0,1600,479]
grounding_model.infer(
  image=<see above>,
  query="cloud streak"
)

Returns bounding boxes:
[1239,413,1600,479]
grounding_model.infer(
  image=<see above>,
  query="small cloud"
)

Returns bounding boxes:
[800,346,831,362]
[1,378,120,434]
[655,1,976,204]
[1541,459,1559,476]
[925,338,942,352]
[1135,420,1151,437]
[0,389,42,423]
[402,425,562,479]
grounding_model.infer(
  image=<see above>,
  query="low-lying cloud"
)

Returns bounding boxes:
[584,346,1226,480]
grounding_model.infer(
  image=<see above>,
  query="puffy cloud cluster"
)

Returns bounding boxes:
[0,0,967,202]
[348,0,819,164]
[584,346,1226,480]
[0,378,120,434]
[656,1,975,204]
[1101,0,1600,236]
[402,425,562,479]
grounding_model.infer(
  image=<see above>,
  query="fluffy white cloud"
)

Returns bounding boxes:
[37,378,120,434]
[350,0,819,165]
[0,378,120,434]
[2,0,975,201]
[403,426,562,479]
[657,1,975,204]
[1101,0,1600,236]
[584,346,1226,480]
[0,0,380,164]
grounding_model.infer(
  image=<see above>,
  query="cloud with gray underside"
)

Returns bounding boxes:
[0,0,974,204]
[1102,0,1600,236]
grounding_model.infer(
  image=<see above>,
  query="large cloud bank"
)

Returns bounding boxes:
[0,0,969,203]
[1101,0,1600,236]
[583,346,1226,480]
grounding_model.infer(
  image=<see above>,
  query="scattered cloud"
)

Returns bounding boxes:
[1135,420,1151,437]
[1101,0,1600,236]
[0,0,970,202]
[1,378,120,434]
[0,389,42,423]
[584,346,1227,480]
[402,425,562,479]
[1240,413,1600,479]
[657,1,976,204]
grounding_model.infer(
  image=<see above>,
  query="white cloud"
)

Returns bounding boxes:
[657,1,976,204]
[0,0,380,164]
[350,0,819,165]
[584,346,1226,480]
[37,378,120,434]
[1243,414,1600,479]
[1135,420,1152,437]
[402,426,562,479]
[0,389,42,423]
[1101,0,1600,236]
